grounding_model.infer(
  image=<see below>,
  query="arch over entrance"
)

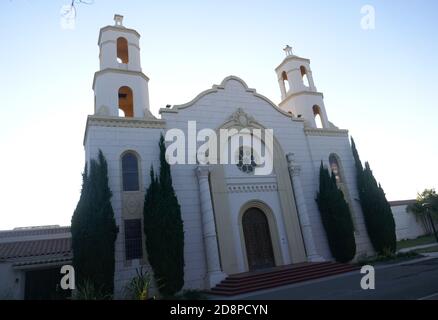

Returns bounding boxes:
[242,207,275,271]
[209,110,307,275]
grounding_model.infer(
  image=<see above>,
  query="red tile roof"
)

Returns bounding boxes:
[0,237,72,260]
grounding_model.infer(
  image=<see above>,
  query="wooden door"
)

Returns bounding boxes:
[242,208,275,271]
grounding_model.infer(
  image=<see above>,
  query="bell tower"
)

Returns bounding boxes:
[275,45,329,129]
[93,14,152,118]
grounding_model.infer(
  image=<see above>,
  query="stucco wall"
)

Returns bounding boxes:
[84,122,207,298]
[392,204,427,241]
[84,76,377,296]
[304,133,375,260]
[161,77,374,263]
[0,263,25,299]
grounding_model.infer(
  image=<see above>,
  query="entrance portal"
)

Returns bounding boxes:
[24,267,71,300]
[242,207,275,271]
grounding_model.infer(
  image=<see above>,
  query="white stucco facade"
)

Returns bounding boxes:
[0,262,25,299]
[391,201,428,241]
[83,16,378,298]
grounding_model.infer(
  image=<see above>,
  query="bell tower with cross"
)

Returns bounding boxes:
[275,45,330,129]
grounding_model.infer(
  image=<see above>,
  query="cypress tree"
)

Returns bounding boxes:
[71,150,118,297]
[351,138,396,254]
[143,167,161,287]
[316,162,356,262]
[143,134,184,296]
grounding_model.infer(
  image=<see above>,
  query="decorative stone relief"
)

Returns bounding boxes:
[122,192,144,217]
[229,108,255,128]
[97,105,110,116]
[227,183,278,193]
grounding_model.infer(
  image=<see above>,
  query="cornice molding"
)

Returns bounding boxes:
[92,69,149,89]
[159,75,303,122]
[87,115,165,128]
[83,115,165,146]
[279,90,324,107]
[98,25,141,44]
[100,39,141,50]
[275,55,311,71]
[304,127,349,137]
[388,199,416,207]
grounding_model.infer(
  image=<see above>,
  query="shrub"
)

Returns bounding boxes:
[124,267,152,300]
[72,279,112,300]
[316,162,356,262]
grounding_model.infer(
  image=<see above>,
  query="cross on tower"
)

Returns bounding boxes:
[283,45,293,56]
[114,14,124,26]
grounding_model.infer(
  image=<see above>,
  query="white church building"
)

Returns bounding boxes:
[84,15,376,297]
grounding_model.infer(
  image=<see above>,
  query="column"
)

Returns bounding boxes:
[196,165,227,288]
[307,69,317,92]
[286,153,324,262]
[278,77,287,100]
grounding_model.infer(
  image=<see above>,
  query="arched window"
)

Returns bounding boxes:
[116,37,129,64]
[282,71,290,93]
[122,152,139,191]
[300,65,310,87]
[118,86,133,117]
[313,105,323,129]
[329,154,343,184]
[328,153,356,229]
[236,146,258,174]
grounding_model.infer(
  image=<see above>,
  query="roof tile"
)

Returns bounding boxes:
[0,238,71,260]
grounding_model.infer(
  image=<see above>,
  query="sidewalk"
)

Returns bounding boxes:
[398,243,438,253]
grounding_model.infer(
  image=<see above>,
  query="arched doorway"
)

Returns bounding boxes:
[242,208,275,271]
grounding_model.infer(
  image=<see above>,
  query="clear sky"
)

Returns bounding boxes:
[0,1,437,230]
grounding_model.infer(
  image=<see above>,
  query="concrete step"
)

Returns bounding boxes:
[222,262,344,284]
[209,262,359,296]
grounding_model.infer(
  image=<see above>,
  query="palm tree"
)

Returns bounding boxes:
[407,189,438,243]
